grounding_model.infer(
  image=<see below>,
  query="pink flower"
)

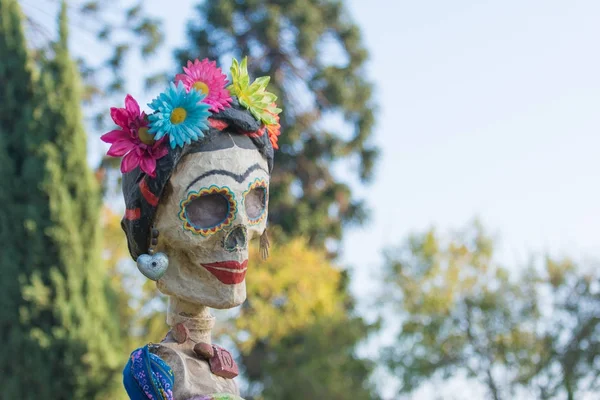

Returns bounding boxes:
[175,59,232,112]
[101,95,168,178]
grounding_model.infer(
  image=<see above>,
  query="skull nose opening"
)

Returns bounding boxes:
[224,225,248,252]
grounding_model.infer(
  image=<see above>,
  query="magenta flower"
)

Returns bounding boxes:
[175,59,232,112]
[101,95,168,178]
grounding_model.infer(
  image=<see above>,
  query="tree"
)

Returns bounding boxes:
[381,223,600,400]
[177,0,378,250]
[524,258,600,399]
[0,1,123,398]
[246,315,376,400]
[173,3,379,396]
[19,0,164,134]
[234,237,346,352]
[234,238,377,399]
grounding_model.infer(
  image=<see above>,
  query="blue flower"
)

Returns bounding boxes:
[147,81,211,149]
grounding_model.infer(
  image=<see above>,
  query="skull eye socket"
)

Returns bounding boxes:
[185,194,230,228]
[244,179,267,224]
[179,186,237,236]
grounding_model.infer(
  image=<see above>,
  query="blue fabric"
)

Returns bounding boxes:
[123,345,174,400]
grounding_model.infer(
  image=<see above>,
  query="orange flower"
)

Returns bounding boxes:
[266,105,281,150]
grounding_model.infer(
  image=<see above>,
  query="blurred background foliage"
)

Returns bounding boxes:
[381,224,600,400]
[175,0,378,252]
[1,0,598,399]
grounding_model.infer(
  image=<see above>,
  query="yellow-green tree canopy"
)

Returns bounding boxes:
[234,236,376,399]
[382,222,600,400]
[235,237,345,352]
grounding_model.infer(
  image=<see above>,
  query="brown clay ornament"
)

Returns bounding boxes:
[208,345,239,379]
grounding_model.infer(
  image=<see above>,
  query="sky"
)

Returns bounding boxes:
[22,0,600,398]
[342,2,600,397]
[344,0,600,290]
[26,0,598,267]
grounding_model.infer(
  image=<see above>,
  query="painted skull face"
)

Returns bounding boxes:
[154,145,269,309]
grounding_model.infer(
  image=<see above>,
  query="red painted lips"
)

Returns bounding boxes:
[201,260,248,285]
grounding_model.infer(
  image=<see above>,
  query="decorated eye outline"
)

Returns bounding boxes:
[179,185,237,236]
[243,178,268,225]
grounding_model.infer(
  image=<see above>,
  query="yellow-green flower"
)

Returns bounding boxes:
[228,57,282,125]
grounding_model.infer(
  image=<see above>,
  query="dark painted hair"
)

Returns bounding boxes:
[121,99,274,260]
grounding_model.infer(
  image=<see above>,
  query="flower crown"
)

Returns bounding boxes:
[101,57,282,178]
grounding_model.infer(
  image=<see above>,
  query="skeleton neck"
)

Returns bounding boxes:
[166,296,214,344]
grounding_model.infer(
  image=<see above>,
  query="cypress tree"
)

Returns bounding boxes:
[177,0,378,250]
[0,1,122,398]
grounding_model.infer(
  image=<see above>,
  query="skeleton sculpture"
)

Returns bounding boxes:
[102,58,281,400]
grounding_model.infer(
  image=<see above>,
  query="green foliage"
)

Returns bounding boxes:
[244,316,376,400]
[174,3,379,397]
[234,238,376,400]
[0,1,123,397]
[382,222,600,400]
[20,0,164,131]
[72,0,164,96]
[524,258,600,399]
[178,0,378,250]
[235,237,346,352]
